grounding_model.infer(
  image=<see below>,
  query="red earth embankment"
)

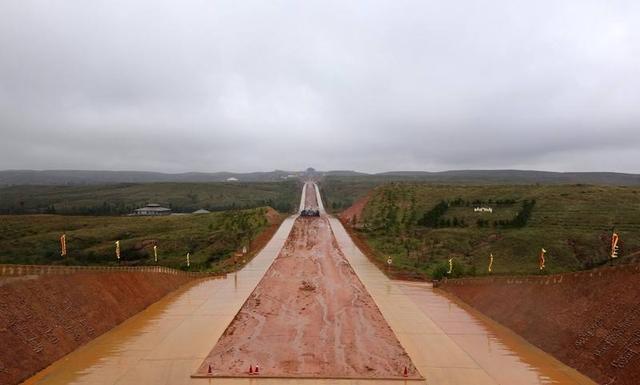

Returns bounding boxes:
[439,264,640,385]
[339,192,371,225]
[0,271,192,385]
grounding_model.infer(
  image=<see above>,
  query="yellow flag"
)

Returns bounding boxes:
[60,234,67,256]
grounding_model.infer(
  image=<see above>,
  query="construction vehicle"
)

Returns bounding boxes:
[300,208,320,217]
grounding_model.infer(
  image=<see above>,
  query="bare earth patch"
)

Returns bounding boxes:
[194,185,420,379]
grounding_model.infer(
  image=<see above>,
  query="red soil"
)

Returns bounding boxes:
[439,264,640,385]
[0,271,192,385]
[264,206,282,225]
[195,201,419,379]
[305,181,319,209]
[339,192,371,225]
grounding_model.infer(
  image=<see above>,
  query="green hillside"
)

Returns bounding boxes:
[348,183,640,279]
[0,181,300,215]
[0,208,279,273]
[319,177,381,212]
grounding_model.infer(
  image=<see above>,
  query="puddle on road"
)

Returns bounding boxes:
[327,214,596,385]
[398,281,596,385]
[21,278,228,385]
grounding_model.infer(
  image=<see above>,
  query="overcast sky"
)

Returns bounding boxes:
[1,1,639,173]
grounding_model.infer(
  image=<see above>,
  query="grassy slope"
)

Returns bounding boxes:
[0,208,280,273]
[320,171,640,213]
[0,181,300,215]
[319,177,381,213]
[352,183,640,278]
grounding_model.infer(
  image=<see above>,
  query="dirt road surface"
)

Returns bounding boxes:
[195,185,419,379]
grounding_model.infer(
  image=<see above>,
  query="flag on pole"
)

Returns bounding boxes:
[448,258,453,274]
[60,234,67,256]
[539,248,546,270]
[610,232,619,259]
[488,253,493,273]
[153,245,158,263]
[115,240,120,260]
[186,252,190,267]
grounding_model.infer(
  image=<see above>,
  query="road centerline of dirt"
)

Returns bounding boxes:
[193,183,421,380]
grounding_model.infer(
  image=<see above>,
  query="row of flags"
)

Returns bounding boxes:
[59,235,187,266]
[60,230,622,272]
[444,231,621,275]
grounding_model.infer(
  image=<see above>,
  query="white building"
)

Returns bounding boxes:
[133,203,172,216]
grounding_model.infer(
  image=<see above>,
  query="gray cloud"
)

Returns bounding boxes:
[1,0,639,173]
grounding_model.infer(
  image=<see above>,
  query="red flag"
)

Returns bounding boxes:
[611,233,619,258]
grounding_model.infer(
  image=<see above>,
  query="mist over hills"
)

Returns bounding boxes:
[1,169,640,186]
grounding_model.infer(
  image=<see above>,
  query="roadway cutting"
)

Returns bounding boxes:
[194,183,420,379]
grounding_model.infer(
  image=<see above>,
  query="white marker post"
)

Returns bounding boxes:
[186,252,190,268]
[386,256,392,272]
[153,245,158,263]
[115,240,121,261]
[448,258,453,275]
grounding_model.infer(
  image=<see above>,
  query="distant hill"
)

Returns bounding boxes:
[0,170,301,185]
[1,169,639,186]
[331,170,640,185]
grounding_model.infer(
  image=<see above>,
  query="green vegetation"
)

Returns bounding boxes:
[0,208,278,273]
[351,183,640,279]
[320,169,640,214]
[319,177,381,212]
[0,181,300,215]
[417,200,450,227]
[417,199,536,229]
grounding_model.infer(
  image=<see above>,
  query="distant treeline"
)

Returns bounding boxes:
[0,200,293,215]
[0,181,299,215]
